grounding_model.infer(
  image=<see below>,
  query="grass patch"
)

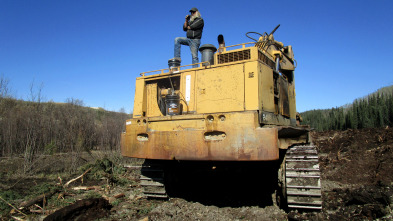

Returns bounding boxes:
[85,190,103,199]
[29,183,60,198]
[78,158,130,186]
[0,190,22,214]
[111,199,121,207]
[48,195,77,208]
[137,203,156,216]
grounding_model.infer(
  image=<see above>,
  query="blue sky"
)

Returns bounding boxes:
[1,0,392,113]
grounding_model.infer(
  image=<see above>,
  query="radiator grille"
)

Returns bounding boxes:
[217,49,251,64]
[258,51,275,69]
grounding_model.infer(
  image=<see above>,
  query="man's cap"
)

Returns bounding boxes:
[189,7,198,12]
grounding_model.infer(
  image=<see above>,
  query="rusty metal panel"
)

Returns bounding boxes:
[122,111,279,161]
[259,63,275,113]
[288,81,297,120]
[279,76,290,117]
[148,119,205,132]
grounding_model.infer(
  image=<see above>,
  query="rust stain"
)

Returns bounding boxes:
[122,112,279,161]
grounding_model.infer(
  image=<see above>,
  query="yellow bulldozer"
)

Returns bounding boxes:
[121,25,322,210]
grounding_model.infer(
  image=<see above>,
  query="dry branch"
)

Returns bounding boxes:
[0,196,27,216]
[123,165,142,169]
[11,216,25,221]
[64,168,92,188]
[72,186,99,191]
[57,176,63,186]
[34,204,43,210]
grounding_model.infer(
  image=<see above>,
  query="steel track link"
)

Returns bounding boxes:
[140,160,168,199]
[285,145,322,210]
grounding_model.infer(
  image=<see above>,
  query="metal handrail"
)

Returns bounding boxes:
[140,61,210,76]
[221,42,255,51]
[139,42,261,77]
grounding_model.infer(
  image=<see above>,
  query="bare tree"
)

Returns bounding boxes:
[23,81,44,173]
[0,77,131,170]
[0,75,11,98]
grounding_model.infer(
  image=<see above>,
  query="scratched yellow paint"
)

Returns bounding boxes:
[244,61,259,110]
[132,79,146,117]
[196,64,245,113]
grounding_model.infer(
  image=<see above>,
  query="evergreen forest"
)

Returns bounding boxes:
[301,86,393,131]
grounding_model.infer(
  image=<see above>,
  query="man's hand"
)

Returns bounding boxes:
[185,15,190,20]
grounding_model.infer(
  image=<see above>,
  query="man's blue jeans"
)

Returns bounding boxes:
[174,37,201,67]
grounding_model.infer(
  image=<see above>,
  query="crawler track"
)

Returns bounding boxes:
[140,160,168,199]
[285,145,322,210]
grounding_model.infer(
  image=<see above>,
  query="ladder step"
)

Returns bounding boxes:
[286,174,320,178]
[144,194,168,199]
[292,145,316,148]
[143,190,167,195]
[286,156,319,159]
[287,191,322,197]
[288,205,322,210]
[140,176,164,181]
[286,159,319,162]
[286,172,320,177]
[288,200,322,206]
[141,181,165,187]
[291,147,317,151]
[287,185,321,189]
[288,150,317,153]
[286,168,320,171]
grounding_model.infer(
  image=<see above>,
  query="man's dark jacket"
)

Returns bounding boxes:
[184,17,204,39]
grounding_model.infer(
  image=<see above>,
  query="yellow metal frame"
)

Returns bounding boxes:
[123,39,301,161]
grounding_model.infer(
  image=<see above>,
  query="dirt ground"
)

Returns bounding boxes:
[1,127,393,220]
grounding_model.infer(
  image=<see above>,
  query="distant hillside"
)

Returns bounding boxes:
[0,97,131,161]
[301,85,393,131]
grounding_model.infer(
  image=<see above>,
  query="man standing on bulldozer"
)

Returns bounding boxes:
[172,7,204,67]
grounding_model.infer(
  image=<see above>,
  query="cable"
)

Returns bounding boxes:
[178,91,189,114]
[245,31,266,42]
[168,76,175,93]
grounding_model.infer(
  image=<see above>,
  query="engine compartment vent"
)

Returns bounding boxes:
[217,49,251,64]
[258,51,275,69]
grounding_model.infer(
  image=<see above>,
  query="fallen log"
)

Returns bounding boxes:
[19,189,60,210]
[105,193,125,203]
[114,193,125,199]
[43,198,111,221]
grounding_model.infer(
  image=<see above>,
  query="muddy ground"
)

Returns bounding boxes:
[1,127,393,220]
